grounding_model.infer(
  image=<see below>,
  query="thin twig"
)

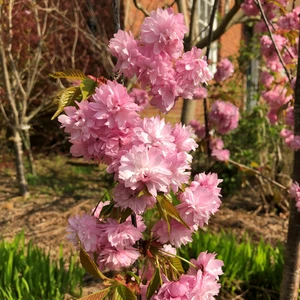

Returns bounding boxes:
[112,0,121,32]
[203,0,219,159]
[228,159,287,190]
[132,0,150,16]
[254,0,292,83]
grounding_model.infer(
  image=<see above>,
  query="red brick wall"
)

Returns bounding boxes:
[219,0,244,59]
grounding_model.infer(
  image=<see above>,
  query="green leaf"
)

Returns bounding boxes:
[171,257,185,274]
[51,86,82,120]
[156,200,170,233]
[265,0,286,15]
[158,195,190,229]
[79,287,111,300]
[80,78,97,100]
[113,285,136,300]
[146,268,161,300]
[50,69,87,80]
[79,248,109,281]
[100,202,115,218]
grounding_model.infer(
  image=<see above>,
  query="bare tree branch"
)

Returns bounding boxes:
[132,0,150,16]
[195,0,243,49]
[187,0,198,46]
[176,0,189,28]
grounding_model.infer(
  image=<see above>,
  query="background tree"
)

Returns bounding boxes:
[0,0,56,196]
[0,0,116,196]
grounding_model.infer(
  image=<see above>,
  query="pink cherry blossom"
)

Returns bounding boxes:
[209,100,239,134]
[285,105,294,126]
[213,58,234,83]
[277,7,300,31]
[118,145,172,196]
[193,86,208,99]
[260,35,287,71]
[191,173,223,197]
[262,86,291,110]
[153,219,193,248]
[211,148,230,161]
[280,129,300,150]
[189,120,206,139]
[188,251,224,279]
[133,116,176,154]
[129,88,149,108]
[241,0,259,16]
[108,30,140,77]
[58,100,98,142]
[260,71,274,88]
[90,80,140,129]
[113,183,156,214]
[172,123,198,153]
[175,46,213,98]
[153,275,191,300]
[140,7,187,59]
[96,246,140,271]
[177,184,221,230]
[67,214,99,252]
[290,182,300,211]
[97,218,142,249]
[186,270,221,300]
[209,137,224,150]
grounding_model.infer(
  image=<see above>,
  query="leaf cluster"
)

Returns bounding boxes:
[49,69,98,119]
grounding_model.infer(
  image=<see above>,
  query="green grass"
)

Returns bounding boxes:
[179,230,285,299]
[0,232,85,300]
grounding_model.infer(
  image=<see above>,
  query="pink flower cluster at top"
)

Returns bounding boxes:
[290,182,300,212]
[213,58,234,83]
[109,8,212,113]
[154,251,223,300]
[209,100,240,134]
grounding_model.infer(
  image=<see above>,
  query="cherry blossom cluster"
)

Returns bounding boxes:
[290,182,300,212]
[109,7,212,113]
[60,7,225,299]
[247,1,300,152]
[213,58,234,83]
[241,0,289,30]
[189,99,239,162]
[154,252,223,299]
[67,212,143,270]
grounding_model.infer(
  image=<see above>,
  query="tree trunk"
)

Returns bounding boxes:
[12,129,29,197]
[280,33,300,300]
[181,99,196,125]
[21,127,36,176]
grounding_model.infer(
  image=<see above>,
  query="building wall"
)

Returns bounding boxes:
[219,0,244,59]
